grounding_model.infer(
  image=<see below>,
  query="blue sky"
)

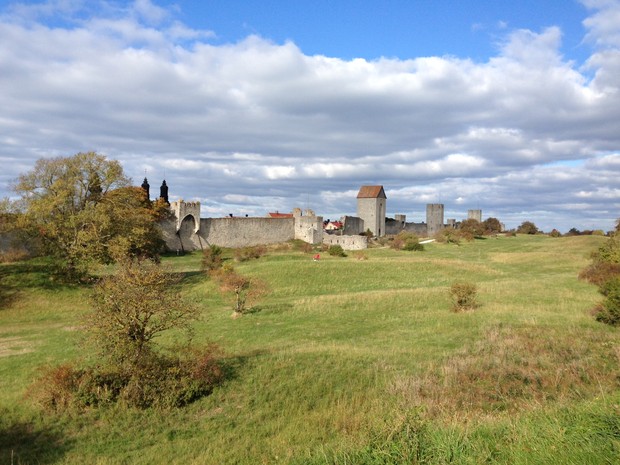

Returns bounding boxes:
[0,0,619,232]
[173,0,591,62]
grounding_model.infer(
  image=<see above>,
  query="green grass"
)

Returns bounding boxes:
[1,234,619,464]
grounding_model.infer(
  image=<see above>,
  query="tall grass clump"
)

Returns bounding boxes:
[449,281,478,312]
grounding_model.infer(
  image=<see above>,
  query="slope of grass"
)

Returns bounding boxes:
[1,234,619,464]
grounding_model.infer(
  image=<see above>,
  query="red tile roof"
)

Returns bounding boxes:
[357,185,386,199]
[268,212,293,218]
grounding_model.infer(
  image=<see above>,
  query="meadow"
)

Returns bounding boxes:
[1,234,619,464]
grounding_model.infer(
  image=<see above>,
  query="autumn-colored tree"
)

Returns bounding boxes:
[517,221,539,235]
[87,258,198,369]
[13,152,165,278]
[482,217,502,235]
[459,219,484,241]
[28,259,222,411]
[214,265,267,316]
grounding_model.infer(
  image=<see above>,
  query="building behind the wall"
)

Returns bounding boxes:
[468,209,482,222]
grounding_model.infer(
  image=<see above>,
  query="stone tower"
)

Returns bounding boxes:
[467,209,482,222]
[357,185,387,237]
[426,204,444,236]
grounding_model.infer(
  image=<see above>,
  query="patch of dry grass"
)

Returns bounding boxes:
[0,337,36,358]
[390,324,620,419]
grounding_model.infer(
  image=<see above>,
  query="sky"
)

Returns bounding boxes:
[1,0,619,232]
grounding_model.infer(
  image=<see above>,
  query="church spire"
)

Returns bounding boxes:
[160,179,169,204]
[141,177,150,201]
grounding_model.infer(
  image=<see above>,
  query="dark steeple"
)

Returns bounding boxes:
[160,180,169,204]
[141,177,150,201]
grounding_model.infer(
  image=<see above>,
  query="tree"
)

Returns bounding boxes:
[87,258,199,369]
[215,265,266,317]
[482,217,502,235]
[459,219,484,240]
[13,152,164,278]
[28,259,222,411]
[517,221,539,235]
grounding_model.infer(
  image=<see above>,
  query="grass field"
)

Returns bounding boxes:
[1,234,619,464]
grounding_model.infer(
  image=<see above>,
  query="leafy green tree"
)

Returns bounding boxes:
[13,152,164,278]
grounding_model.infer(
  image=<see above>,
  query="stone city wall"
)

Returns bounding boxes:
[323,234,368,250]
[199,217,295,249]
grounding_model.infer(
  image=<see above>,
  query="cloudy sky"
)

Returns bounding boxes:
[1,0,619,232]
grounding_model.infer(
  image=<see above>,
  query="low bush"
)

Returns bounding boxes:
[434,228,461,245]
[449,281,478,312]
[234,245,266,262]
[593,277,620,326]
[579,262,620,287]
[201,244,223,274]
[26,364,82,413]
[403,241,424,251]
[27,346,224,412]
[328,244,347,257]
[391,231,421,250]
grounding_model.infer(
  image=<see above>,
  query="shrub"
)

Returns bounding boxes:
[449,281,478,312]
[549,229,562,238]
[28,346,225,411]
[214,266,267,316]
[435,228,461,245]
[26,364,82,413]
[459,219,484,239]
[234,245,266,262]
[403,240,424,251]
[201,244,223,274]
[579,262,620,287]
[592,235,620,264]
[391,231,421,250]
[328,244,347,257]
[593,278,620,326]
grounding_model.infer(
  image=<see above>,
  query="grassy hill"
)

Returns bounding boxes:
[1,235,619,464]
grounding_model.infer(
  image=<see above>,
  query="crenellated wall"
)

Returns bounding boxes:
[160,201,325,251]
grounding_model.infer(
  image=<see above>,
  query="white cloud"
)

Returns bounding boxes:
[0,1,619,232]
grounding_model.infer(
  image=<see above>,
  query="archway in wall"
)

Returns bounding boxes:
[177,214,198,252]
